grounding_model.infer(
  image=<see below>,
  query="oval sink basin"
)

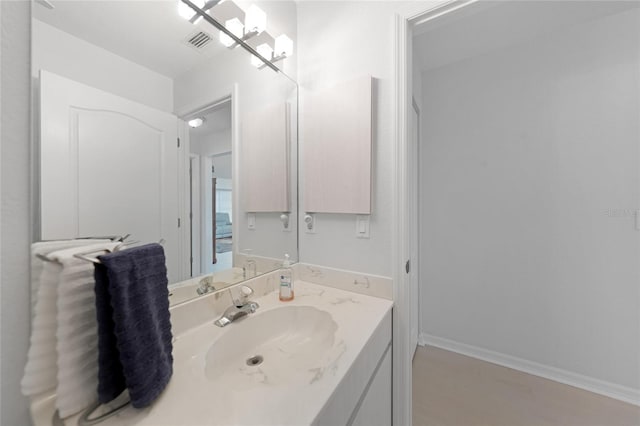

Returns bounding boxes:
[204,306,339,389]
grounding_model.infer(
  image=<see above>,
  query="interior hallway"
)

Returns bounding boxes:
[413,345,640,426]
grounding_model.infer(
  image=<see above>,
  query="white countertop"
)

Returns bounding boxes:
[33,281,392,426]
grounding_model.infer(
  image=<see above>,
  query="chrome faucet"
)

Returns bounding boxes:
[197,276,215,296]
[214,285,259,327]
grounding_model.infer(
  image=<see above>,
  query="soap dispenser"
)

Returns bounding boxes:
[279,254,294,302]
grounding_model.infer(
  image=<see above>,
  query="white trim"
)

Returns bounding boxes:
[393,1,475,424]
[177,119,190,280]
[230,84,240,268]
[391,12,411,426]
[189,154,201,276]
[409,97,420,358]
[411,0,479,28]
[419,333,640,407]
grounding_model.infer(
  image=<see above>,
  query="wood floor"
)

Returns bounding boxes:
[413,345,640,426]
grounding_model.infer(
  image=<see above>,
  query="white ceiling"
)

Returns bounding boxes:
[413,0,640,72]
[33,0,229,78]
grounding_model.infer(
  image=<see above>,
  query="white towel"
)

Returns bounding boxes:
[50,242,120,418]
[22,240,110,397]
[21,261,63,396]
[30,240,111,312]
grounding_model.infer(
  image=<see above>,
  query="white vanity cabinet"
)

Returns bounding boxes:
[350,348,392,426]
[29,279,393,426]
[313,309,392,426]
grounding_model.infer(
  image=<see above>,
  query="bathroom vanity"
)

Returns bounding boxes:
[27,1,394,424]
[30,267,392,426]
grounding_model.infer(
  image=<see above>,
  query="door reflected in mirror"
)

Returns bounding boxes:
[31,0,298,306]
[187,99,234,277]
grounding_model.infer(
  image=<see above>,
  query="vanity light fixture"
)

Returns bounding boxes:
[188,117,205,128]
[178,0,205,21]
[251,43,273,67]
[178,0,284,72]
[245,5,267,35]
[179,0,224,24]
[219,17,244,47]
[219,5,267,48]
[274,34,293,59]
[253,34,293,69]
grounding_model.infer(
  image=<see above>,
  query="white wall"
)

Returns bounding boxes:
[297,1,415,277]
[190,128,232,158]
[419,8,640,392]
[32,20,176,241]
[1,2,32,424]
[33,20,173,112]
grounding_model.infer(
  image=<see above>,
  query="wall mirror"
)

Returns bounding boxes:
[31,0,299,306]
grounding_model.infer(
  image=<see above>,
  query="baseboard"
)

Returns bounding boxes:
[419,333,640,407]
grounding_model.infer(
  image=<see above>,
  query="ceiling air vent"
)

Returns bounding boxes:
[184,30,213,51]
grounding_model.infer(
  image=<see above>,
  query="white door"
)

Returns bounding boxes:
[409,98,420,358]
[40,70,182,282]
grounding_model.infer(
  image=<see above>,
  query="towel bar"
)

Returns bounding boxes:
[78,399,131,426]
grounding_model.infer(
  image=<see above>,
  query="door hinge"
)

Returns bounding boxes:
[177,137,181,148]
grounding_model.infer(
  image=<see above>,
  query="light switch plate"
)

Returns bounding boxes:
[248,213,256,230]
[356,215,370,238]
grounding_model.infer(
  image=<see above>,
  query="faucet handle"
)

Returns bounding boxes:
[240,285,253,300]
[232,285,254,306]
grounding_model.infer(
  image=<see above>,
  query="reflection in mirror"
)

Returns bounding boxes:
[32,0,298,306]
[186,99,234,278]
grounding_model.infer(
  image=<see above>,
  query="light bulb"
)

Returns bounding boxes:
[274,34,293,58]
[177,0,205,21]
[188,118,205,128]
[245,5,267,34]
[219,17,244,47]
[251,43,273,67]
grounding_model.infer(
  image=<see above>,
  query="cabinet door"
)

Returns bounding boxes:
[241,102,290,212]
[303,76,372,214]
[351,347,391,426]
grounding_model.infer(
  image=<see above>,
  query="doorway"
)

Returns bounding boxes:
[408,1,640,423]
[185,97,233,277]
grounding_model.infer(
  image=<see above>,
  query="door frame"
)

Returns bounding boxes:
[409,96,420,359]
[189,153,201,276]
[392,1,478,424]
[203,152,232,272]
[177,83,239,278]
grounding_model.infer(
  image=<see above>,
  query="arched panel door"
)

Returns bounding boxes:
[40,70,182,282]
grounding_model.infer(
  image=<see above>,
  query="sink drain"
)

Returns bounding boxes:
[246,355,263,366]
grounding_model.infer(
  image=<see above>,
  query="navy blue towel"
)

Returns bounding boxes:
[94,243,173,408]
